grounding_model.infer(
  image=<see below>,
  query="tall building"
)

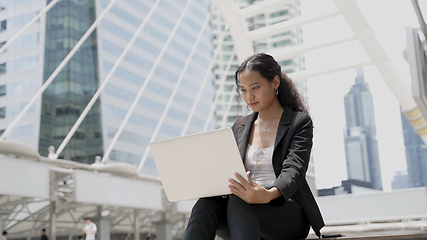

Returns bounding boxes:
[343,68,382,190]
[210,0,316,193]
[0,0,214,175]
[401,111,427,187]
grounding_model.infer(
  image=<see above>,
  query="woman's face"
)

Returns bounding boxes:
[238,68,279,112]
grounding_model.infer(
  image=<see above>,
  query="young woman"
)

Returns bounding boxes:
[183,53,324,240]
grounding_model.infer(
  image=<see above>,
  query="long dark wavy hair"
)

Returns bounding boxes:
[234,53,308,114]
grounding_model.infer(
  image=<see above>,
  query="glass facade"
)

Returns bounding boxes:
[40,0,103,163]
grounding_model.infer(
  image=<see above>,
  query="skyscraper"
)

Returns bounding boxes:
[401,111,427,187]
[0,0,214,175]
[343,68,382,190]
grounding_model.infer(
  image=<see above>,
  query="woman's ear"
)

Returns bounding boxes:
[273,75,281,89]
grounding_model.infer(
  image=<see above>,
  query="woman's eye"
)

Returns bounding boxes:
[240,89,246,92]
[253,86,259,90]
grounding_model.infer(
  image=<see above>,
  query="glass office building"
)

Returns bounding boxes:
[0,0,214,175]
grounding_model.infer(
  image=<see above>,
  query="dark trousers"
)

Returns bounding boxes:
[183,195,310,240]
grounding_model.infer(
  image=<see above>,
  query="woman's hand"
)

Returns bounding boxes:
[228,172,282,204]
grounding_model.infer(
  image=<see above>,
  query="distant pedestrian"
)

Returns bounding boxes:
[41,229,48,240]
[2,231,7,240]
[82,218,97,240]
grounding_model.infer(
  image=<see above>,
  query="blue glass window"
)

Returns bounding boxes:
[103,61,145,86]
[8,124,33,139]
[102,39,153,70]
[8,33,38,50]
[169,40,190,56]
[124,0,149,14]
[107,126,150,146]
[0,63,5,74]
[0,20,6,31]
[8,12,36,29]
[3,0,37,8]
[104,104,158,128]
[101,20,164,56]
[6,102,34,117]
[143,25,167,42]
[0,85,5,96]
[105,83,136,102]
[134,38,160,55]
[152,14,174,30]
[182,16,201,32]
[147,81,172,97]
[175,93,194,106]
[110,149,142,165]
[168,108,187,120]
[100,0,141,26]
[272,39,291,47]
[154,66,179,83]
[160,123,181,137]
[138,97,165,112]
[163,53,184,69]
[101,19,133,41]
[10,55,38,71]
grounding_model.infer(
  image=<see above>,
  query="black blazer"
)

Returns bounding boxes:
[231,104,325,237]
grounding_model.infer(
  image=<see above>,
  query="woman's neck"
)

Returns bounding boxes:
[257,101,284,120]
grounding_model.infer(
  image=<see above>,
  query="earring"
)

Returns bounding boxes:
[275,88,278,95]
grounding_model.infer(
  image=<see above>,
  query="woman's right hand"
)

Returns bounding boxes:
[228,172,281,204]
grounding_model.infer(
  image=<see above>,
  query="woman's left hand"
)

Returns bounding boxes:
[229,172,281,204]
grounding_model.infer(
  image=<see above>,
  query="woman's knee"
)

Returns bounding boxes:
[190,197,228,222]
[227,195,246,208]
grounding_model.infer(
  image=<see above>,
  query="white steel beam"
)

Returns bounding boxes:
[273,36,356,62]
[238,0,296,19]
[333,0,427,144]
[211,0,254,61]
[248,11,340,41]
[288,61,371,82]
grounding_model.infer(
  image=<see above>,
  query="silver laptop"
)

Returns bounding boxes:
[149,128,247,202]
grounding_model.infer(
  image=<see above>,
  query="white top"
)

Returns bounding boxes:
[85,222,97,240]
[2,236,7,240]
[245,144,276,188]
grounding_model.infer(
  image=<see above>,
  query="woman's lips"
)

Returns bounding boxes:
[249,102,258,107]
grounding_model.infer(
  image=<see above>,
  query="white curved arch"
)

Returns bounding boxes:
[211,0,254,61]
